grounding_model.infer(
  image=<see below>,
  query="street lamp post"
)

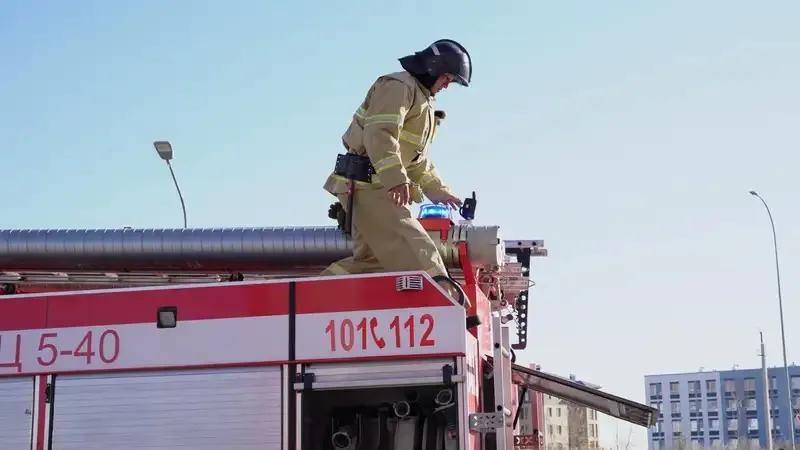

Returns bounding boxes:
[153,141,188,229]
[761,332,775,450]
[750,190,794,450]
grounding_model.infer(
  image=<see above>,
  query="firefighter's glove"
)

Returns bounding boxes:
[434,110,446,127]
[328,202,347,231]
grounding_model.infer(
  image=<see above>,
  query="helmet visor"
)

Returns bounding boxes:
[442,52,471,87]
[451,73,469,87]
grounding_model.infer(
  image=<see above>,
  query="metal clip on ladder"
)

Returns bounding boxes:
[468,313,514,449]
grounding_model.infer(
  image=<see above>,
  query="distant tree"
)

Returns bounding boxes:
[612,425,633,450]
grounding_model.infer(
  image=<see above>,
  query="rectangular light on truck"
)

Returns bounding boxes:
[157,306,178,329]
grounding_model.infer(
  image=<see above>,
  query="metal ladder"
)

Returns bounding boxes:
[468,313,515,450]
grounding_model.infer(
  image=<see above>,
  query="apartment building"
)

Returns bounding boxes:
[539,390,600,449]
[515,366,601,449]
[645,365,800,450]
[543,393,570,449]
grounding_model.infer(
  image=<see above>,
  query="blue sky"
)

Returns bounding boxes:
[2,1,799,446]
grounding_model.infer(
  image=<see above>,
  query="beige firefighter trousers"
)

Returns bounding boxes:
[321,187,448,278]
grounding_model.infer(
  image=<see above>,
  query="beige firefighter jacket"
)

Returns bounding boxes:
[323,71,453,203]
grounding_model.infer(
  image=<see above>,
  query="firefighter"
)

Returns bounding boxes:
[322,39,472,280]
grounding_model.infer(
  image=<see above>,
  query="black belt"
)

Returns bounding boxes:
[333,153,375,183]
[331,153,376,237]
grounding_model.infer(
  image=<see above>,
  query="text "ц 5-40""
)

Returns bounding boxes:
[0,329,120,374]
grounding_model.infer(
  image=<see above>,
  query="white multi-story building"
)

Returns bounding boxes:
[515,368,603,450]
[543,389,601,449]
[543,394,570,449]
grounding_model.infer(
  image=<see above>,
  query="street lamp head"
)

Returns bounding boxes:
[749,190,758,196]
[153,141,173,161]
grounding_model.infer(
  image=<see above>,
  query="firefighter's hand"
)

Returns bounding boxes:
[327,202,342,220]
[388,184,411,207]
[427,192,463,210]
[327,203,347,230]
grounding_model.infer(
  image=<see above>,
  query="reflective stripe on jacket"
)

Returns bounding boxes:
[323,71,452,202]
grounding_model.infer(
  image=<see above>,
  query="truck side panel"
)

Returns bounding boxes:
[49,366,282,450]
[0,274,467,449]
[0,376,35,449]
[0,282,290,377]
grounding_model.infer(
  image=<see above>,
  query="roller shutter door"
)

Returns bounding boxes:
[51,366,282,450]
[0,377,34,450]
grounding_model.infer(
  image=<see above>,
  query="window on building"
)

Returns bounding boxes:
[689,380,701,393]
[656,420,663,432]
[670,382,680,395]
[770,376,777,390]
[792,376,800,390]
[691,419,699,432]
[726,399,739,411]
[707,399,718,411]
[747,418,758,431]
[651,401,663,412]
[727,419,738,431]
[724,379,735,393]
[557,408,562,417]
[728,438,738,449]
[650,383,662,396]
[671,401,681,414]
[709,418,719,430]
[548,407,552,417]
[689,400,702,413]
[744,378,756,391]
[589,425,595,437]
[548,425,553,435]
[557,425,562,435]
[707,379,717,393]
[709,438,721,450]
[745,398,757,411]
[672,420,682,432]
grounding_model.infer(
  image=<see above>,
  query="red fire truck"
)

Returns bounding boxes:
[0,217,657,450]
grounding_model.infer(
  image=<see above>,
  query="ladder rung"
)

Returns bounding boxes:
[497,346,511,359]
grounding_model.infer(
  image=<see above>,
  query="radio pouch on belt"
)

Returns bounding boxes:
[332,153,375,236]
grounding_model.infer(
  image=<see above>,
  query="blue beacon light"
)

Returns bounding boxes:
[418,204,452,220]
